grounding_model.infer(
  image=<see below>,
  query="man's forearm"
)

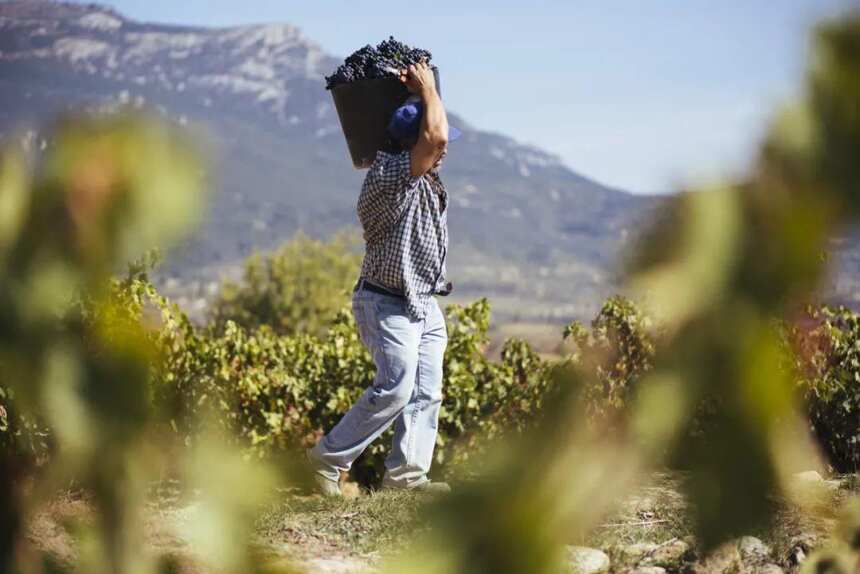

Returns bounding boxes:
[419,87,448,147]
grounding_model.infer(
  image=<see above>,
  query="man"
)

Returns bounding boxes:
[308,60,461,496]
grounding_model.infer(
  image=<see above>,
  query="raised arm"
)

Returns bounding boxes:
[399,61,449,176]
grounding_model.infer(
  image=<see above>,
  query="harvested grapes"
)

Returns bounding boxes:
[325,36,432,90]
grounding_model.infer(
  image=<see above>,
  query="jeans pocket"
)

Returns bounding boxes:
[371,293,406,317]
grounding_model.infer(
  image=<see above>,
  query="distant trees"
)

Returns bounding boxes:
[210,230,363,338]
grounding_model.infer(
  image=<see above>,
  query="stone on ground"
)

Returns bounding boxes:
[787,532,820,567]
[567,546,610,574]
[736,536,772,564]
[616,539,692,570]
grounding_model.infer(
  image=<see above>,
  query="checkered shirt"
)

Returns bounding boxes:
[357,150,451,321]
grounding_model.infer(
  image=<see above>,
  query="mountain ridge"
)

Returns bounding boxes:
[1,0,663,322]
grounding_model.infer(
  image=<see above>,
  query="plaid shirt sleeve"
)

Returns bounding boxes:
[366,150,421,202]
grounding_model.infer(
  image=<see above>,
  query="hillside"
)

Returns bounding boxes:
[10,1,857,324]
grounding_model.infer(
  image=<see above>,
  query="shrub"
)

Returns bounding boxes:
[210,231,363,338]
[562,295,657,424]
[154,287,555,485]
[104,257,860,482]
[0,386,50,464]
[785,305,860,472]
[8,242,857,485]
[8,251,860,485]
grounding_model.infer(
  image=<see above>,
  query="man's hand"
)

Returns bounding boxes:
[399,61,437,97]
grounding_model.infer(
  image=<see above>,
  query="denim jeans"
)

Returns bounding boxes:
[309,287,447,488]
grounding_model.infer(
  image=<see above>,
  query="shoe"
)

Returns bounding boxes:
[313,473,342,497]
[306,448,342,497]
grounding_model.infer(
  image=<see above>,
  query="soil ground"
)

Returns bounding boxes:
[24,472,859,573]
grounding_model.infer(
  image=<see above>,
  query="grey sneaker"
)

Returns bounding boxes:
[313,473,342,497]
[306,448,342,497]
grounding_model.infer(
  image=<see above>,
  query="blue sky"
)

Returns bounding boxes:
[69,0,856,194]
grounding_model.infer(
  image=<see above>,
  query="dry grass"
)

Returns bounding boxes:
[756,474,859,569]
[25,490,92,568]
[20,473,859,573]
[586,471,860,573]
[587,472,691,549]
[255,488,430,560]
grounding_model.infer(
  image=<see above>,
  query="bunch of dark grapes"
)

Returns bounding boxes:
[325,36,432,89]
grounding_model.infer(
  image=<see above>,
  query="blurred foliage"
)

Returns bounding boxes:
[0,11,859,574]
[799,497,860,574]
[0,112,297,574]
[210,231,363,338]
[381,12,860,574]
[0,112,207,574]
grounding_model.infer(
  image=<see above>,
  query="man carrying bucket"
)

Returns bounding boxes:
[308,60,461,496]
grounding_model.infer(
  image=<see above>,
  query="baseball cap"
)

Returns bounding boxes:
[387,98,462,142]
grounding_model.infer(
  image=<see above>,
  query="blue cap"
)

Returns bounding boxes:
[387,99,462,142]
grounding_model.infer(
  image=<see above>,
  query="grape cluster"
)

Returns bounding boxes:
[325,36,433,90]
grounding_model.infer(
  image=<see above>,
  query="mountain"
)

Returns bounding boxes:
[0,1,663,323]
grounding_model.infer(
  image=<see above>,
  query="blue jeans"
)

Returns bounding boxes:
[309,287,448,488]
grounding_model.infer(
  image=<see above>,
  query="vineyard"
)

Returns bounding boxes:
[7,254,858,483]
[1,12,859,574]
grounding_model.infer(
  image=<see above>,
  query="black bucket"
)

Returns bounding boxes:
[330,67,441,169]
